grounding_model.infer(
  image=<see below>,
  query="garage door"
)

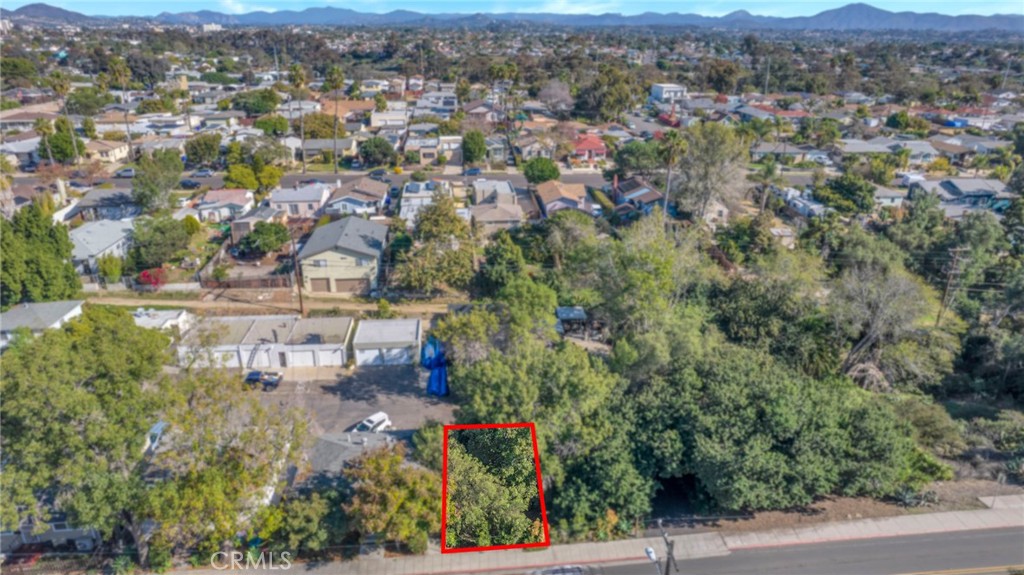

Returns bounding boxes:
[383,347,412,365]
[335,278,370,294]
[290,350,317,367]
[355,348,383,366]
[319,348,344,366]
[309,278,330,293]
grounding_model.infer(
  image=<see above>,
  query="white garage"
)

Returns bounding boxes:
[352,319,422,367]
[179,315,354,369]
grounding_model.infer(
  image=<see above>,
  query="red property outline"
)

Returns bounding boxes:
[440,422,551,554]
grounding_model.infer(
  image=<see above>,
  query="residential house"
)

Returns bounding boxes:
[370,110,409,129]
[911,178,1016,218]
[301,138,358,160]
[470,179,523,235]
[887,140,939,165]
[874,185,908,208]
[298,217,389,295]
[178,315,354,368]
[325,177,389,216]
[231,205,286,244]
[516,135,554,160]
[750,142,824,163]
[200,110,245,130]
[399,180,457,226]
[650,83,687,104]
[535,180,597,218]
[84,140,130,164]
[462,100,501,124]
[414,91,459,119]
[196,188,254,222]
[774,186,832,219]
[0,300,84,349]
[0,133,41,166]
[611,176,664,218]
[405,137,441,165]
[70,219,134,275]
[72,188,140,221]
[572,134,607,164]
[270,184,331,218]
[0,111,60,134]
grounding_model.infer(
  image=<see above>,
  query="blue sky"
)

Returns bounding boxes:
[8,0,1021,17]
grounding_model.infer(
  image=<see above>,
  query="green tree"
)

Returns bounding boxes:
[96,253,123,283]
[130,216,190,271]
[39,120,85,165]
[48,70,80,163]
[374,92,388,113]
[269,492,346,557]
[462,130,487,165]
[523,157,560,185]
[321,65,345,93]
[612,139,661,180]
[182,215,202,236]
[0,202,80,309]
[108,57,136,160]
[577,64,639,122]
[814,172,876,215]
[480,230,525,294]
[223,164,259,190]
[79,118,98,140]
[291,113,342,140]
[254,114,289,137]
[132,150,183,212]
[359,137,397,167]
[673,123,747,218]
[240,222,290,255]
[184,133,222,167]
[232,89,282,116]
[343,444,441,554]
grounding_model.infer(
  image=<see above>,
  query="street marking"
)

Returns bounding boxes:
[897,565,1024,575]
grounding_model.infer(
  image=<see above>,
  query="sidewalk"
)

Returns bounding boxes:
[182,503,1024,575]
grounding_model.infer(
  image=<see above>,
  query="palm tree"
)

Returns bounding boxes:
[108,57,135,161]
[34,118,56,165]
[48,71,79,164]
[322,65,344,95]
[289,64,308,174]
[659,129,687,213]
[747,157,786,214]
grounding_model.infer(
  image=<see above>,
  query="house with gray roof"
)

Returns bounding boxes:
[69,219,134,275]
[0,300,84,349]
[910,178,1016,218]
[271,184,332,218]
[71,188,139,221]
[297,217,389,296]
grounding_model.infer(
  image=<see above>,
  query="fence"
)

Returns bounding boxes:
[199,275,293,290]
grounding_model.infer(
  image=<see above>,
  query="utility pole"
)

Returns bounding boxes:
[657,520,680,575]
[290,231,305,317]
[763,55,771,96]
[333,113,339,175]
[936,247,968,328]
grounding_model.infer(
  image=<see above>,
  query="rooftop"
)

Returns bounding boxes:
[0,300,83,333]
[352,319,422,348]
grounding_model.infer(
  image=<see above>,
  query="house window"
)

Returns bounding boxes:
[289,204,299,215]
[314,260,327,267]
[356,257,371,267]
[307,203,314,211]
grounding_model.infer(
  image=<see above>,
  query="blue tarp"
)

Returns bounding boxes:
[422,336,449,397]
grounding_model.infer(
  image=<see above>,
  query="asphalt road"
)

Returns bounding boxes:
[603,528,1024,575]
[13,169,609,192]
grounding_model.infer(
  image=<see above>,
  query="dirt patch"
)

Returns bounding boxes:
[663,479,1023,536]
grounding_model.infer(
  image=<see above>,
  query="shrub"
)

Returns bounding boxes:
[410,170,428,182]
[138,268,168,291]
[182,215,202,236]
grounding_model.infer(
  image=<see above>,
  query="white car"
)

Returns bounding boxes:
[354,411,392,433]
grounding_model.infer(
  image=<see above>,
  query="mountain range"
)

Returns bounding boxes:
[2,2,1022,32]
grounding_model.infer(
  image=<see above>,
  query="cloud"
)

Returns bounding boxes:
[218,0,277,14]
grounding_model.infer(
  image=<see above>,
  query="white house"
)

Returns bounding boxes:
[650,83,687,103]
[179,315,354,368]
[69,219,134,275]
[351,319,422,366]
[0,300,84,349]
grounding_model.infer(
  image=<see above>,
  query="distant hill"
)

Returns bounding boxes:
[4,1,1022,32]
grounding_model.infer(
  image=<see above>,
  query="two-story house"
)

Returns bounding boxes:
[298,217,389,296]
[69,219,134,275]
[270,184,331,218]
[195,188,255,222]
[324,177,390,216]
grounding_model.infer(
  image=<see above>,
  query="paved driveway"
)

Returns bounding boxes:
[258,365,456,481]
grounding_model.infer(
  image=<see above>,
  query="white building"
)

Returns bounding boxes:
[179,315,354,368]
[351,319,422,366]
[650,83,687,103]
[0,300,84,349]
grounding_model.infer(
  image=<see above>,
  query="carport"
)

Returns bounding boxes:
[351,319,422,366]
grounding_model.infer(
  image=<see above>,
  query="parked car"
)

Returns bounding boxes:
[261,372,283,391]
[193,168,214,178]
[180,179,202,190]
[244,371,263,388]
[369,168,387,178]
[114,168,135,178]
[299,178,324,185]
[353,411,392,433]
[68,181,91,189]
[350,159,363,169]
[20,163,37,173]
[529,567,602,575]
[464,167,482,176]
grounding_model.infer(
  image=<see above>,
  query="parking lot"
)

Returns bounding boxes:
[255,365,456,480]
